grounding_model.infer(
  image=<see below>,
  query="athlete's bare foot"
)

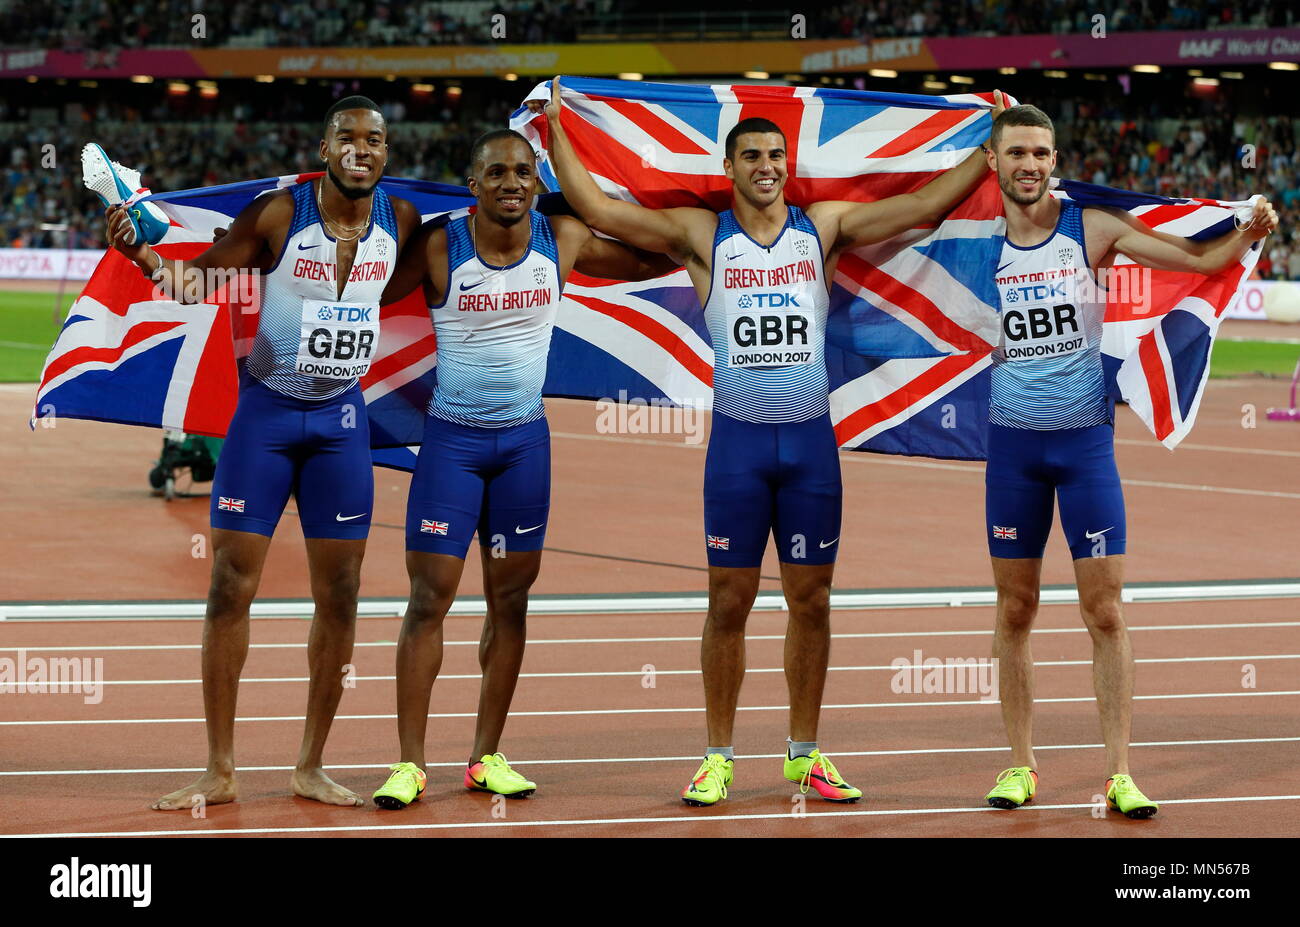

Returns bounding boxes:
[291,766,364,806]
[150,770,238,811]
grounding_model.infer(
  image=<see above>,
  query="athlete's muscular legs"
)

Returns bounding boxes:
[1073,554,1132,776]
[991,556,1044,771]
[151,528,270,810]
[470,547,542,760]
[395,552,466,770]
[290,536,368,805]
[702,566,762,747]
[780,561,835,744]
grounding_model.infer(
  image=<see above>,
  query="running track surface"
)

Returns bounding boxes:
[2,375,1298,837]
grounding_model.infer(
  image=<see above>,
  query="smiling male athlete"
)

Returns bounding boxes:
[370,129,674,808]
[106,96,419,809]
[547,79,1006,806]
[980,104,1277,818]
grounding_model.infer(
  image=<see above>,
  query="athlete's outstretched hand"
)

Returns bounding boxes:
[546,76,562,122]
[991,89,1007,120]
[1240,196,1279,241]
[104,204,151,266]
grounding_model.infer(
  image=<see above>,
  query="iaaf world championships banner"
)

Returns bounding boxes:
[1,27,1297,79]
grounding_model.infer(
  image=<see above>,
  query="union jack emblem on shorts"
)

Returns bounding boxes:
[421,519,449,535]
[992,526,1017,540]
[707,535,730,550]
[218,496,245,513]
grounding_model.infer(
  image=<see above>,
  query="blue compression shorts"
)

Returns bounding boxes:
[702,410,843,568]
[405,414,551,559]
[985,421,1126,560]
[210,375,373,539]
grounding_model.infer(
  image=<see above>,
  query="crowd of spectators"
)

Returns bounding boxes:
[3,0,602,49]
[0,88,515,249]
[2,87,1297,278]
[812,0,1292,40]
[1052,103,1300,279]
[2,0,1292,48]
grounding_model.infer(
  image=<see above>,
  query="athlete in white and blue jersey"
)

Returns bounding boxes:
[106,97,420,811]
[990,200,1108,432]
[547,80,1006,806]
[370,129,673,806]
[980,103,1277,818]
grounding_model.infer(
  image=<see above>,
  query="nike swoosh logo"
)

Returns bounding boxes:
[515,524,544,534]
[336,513,367,522]
[460,279,486,290]
[726,253,743,260]
[996,262,1013,274]
[298,242,319,251]
[819,538,838,549]
[1085,527,1113,539]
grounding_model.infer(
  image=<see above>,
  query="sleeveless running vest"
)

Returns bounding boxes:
[428,211,561,428]
[247,180,399,400]
[705,206,829,423]
[989,200,1110,430]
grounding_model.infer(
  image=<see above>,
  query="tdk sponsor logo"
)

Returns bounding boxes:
[49,858,152,907]
[317,306,374,323]
[736,292,801,310]
[1005,282,1067,303]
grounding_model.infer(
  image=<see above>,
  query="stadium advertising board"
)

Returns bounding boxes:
[2,28,1296,79]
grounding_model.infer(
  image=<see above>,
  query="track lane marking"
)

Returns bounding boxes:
[6,619,1300,652]
[6,794,1300,837]
[4,689,1297,726]
[3,736,1296,777]
[26,654,1300,687]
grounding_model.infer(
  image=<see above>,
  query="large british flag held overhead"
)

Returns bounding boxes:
[513,77,1264,454]
[34,80,1262,465]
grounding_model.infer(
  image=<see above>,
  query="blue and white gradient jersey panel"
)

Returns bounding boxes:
[704,206,830,424]
[428,211,561,428]
[989,200,1110,430]
[247,180,399,400]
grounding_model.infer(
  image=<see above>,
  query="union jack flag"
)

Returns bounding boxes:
[992,526,1016,540]
[513,77,1264,454]
[217,496,245,513]
[33,81,1261,465]
[706,535,730,550]
[33,173,477,463]
[420,519,449,535]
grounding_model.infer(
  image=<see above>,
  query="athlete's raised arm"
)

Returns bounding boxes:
[545,77,710,263]
[1086,197,1278,274]
[105,192,287,304]
[809,90,1007,255]
[551,215,678,282]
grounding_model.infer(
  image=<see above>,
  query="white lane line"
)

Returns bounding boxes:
[40,654,1300,688]
[7,794,1300,837]
[3,736,1295,778]
[6,620,1299,654]
[1119,478,1300,500]
[6,580,1300,621]
[1116,438,1300,459]
[848,445,1300,499]
[4,690,1296,726]
[559,431,1300,498]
